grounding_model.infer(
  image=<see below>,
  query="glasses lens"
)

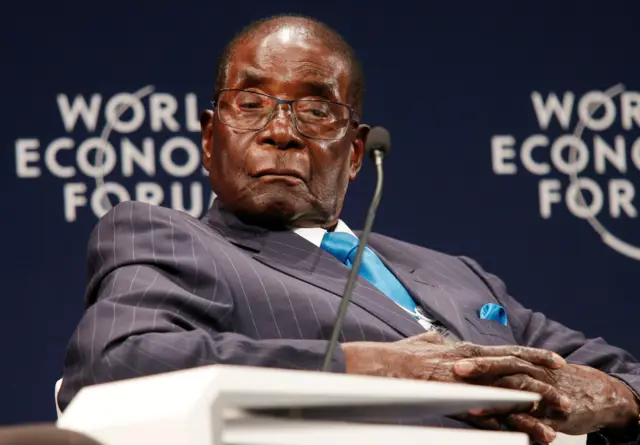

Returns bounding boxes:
[293,100,350,139]
[217,90,274,130]
[216,91,352,139]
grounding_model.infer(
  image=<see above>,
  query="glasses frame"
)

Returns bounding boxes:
[211,88,360,140]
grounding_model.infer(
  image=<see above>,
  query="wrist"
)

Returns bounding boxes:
[606,376,640,429]
[596,375,640,443]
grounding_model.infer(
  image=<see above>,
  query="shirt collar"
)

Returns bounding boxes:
[292,220,355,247]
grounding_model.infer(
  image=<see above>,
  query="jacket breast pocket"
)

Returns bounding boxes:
[464,316,517,345]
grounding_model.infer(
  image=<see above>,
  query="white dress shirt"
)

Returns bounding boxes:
[292,219,356,247]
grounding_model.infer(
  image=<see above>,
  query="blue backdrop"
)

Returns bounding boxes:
[2,0,639,425]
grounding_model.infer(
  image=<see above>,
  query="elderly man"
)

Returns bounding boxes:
[59,14,640,444]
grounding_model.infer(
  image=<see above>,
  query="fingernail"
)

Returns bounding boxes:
[553,354,566,367]
[469,409,486,416]
[454,360,475,375]
[560,396,572,411]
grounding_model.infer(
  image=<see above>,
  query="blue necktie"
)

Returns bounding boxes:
[320,232,417,314]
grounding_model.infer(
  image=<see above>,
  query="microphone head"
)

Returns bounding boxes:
[365,126,391,159]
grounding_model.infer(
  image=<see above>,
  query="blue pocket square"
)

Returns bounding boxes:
[479,303,508,326]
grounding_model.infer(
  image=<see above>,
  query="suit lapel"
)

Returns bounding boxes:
[373,251,470,341]
[202,204,424,338]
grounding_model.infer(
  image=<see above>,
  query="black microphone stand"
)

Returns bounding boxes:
[321,149,386,372]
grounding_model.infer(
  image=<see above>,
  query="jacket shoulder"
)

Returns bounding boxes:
[89,201,209,238]
[86,202,218,269]
[97,200,199,224]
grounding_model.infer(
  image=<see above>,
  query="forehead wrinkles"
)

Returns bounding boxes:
[247,45,350,97]
[259,57,344,83]
[253,36,347,70]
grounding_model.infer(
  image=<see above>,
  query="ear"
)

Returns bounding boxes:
[200,110,214,172]
[349,124,369,181]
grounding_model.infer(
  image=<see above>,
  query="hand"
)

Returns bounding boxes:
[455,362,640,442]
[342,332,568,425]
[343,333,569,440]
[343,332,565,381]
[451,355,571,443]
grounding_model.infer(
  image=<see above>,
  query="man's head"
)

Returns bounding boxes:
[200,14,368,229]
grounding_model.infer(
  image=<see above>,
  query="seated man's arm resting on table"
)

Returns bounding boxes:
[58,201,346,411]
[458,256,640,444]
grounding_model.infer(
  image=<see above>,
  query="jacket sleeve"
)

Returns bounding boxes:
[58,201,345,411]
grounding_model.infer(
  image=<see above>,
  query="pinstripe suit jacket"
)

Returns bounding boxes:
[59,200,640,432]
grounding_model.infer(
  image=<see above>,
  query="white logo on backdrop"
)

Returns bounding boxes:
[491,83,640,260]
[14,85,216,222]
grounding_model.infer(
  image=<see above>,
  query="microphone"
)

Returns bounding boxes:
[321,126,391,372]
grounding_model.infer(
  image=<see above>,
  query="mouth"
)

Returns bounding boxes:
[253,169,306,184]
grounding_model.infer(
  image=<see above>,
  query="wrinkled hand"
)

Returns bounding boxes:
[342,332,568,430]
[455,361,640,443]
[343,332,565,382]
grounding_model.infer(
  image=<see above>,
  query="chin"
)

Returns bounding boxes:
[259,195,307,223]
[216,180,333,229]
[230,193,305,229]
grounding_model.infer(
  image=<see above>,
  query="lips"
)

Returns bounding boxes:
[254,168,306,181]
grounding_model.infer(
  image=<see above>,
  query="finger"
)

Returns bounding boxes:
[453,356,556,384]
[486,345,565,368]
[459,343,565,368]
[455,414,502,431]
[504,413,557,444]
[494,375,572,414]
[468,402,532,417]
[465,375,571,418]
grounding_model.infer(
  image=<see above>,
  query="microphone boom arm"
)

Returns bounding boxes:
[321,150,385,372]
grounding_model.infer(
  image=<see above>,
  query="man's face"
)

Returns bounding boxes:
[201,23,367,228]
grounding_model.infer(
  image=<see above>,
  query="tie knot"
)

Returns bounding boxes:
[320,232,360,264]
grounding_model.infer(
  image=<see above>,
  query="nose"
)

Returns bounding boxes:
[257,105,305,150]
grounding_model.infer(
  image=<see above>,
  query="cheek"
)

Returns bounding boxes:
[309,146,352,193]
[211,127,253,175]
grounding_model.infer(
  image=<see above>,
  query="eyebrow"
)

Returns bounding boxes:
[299,80,338,102]
[235,69,340,102]
[235,69,268,87]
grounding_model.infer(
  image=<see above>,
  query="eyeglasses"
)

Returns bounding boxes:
[212,89,359,140]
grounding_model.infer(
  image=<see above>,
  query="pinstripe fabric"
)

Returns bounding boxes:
[59,200,640,432]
